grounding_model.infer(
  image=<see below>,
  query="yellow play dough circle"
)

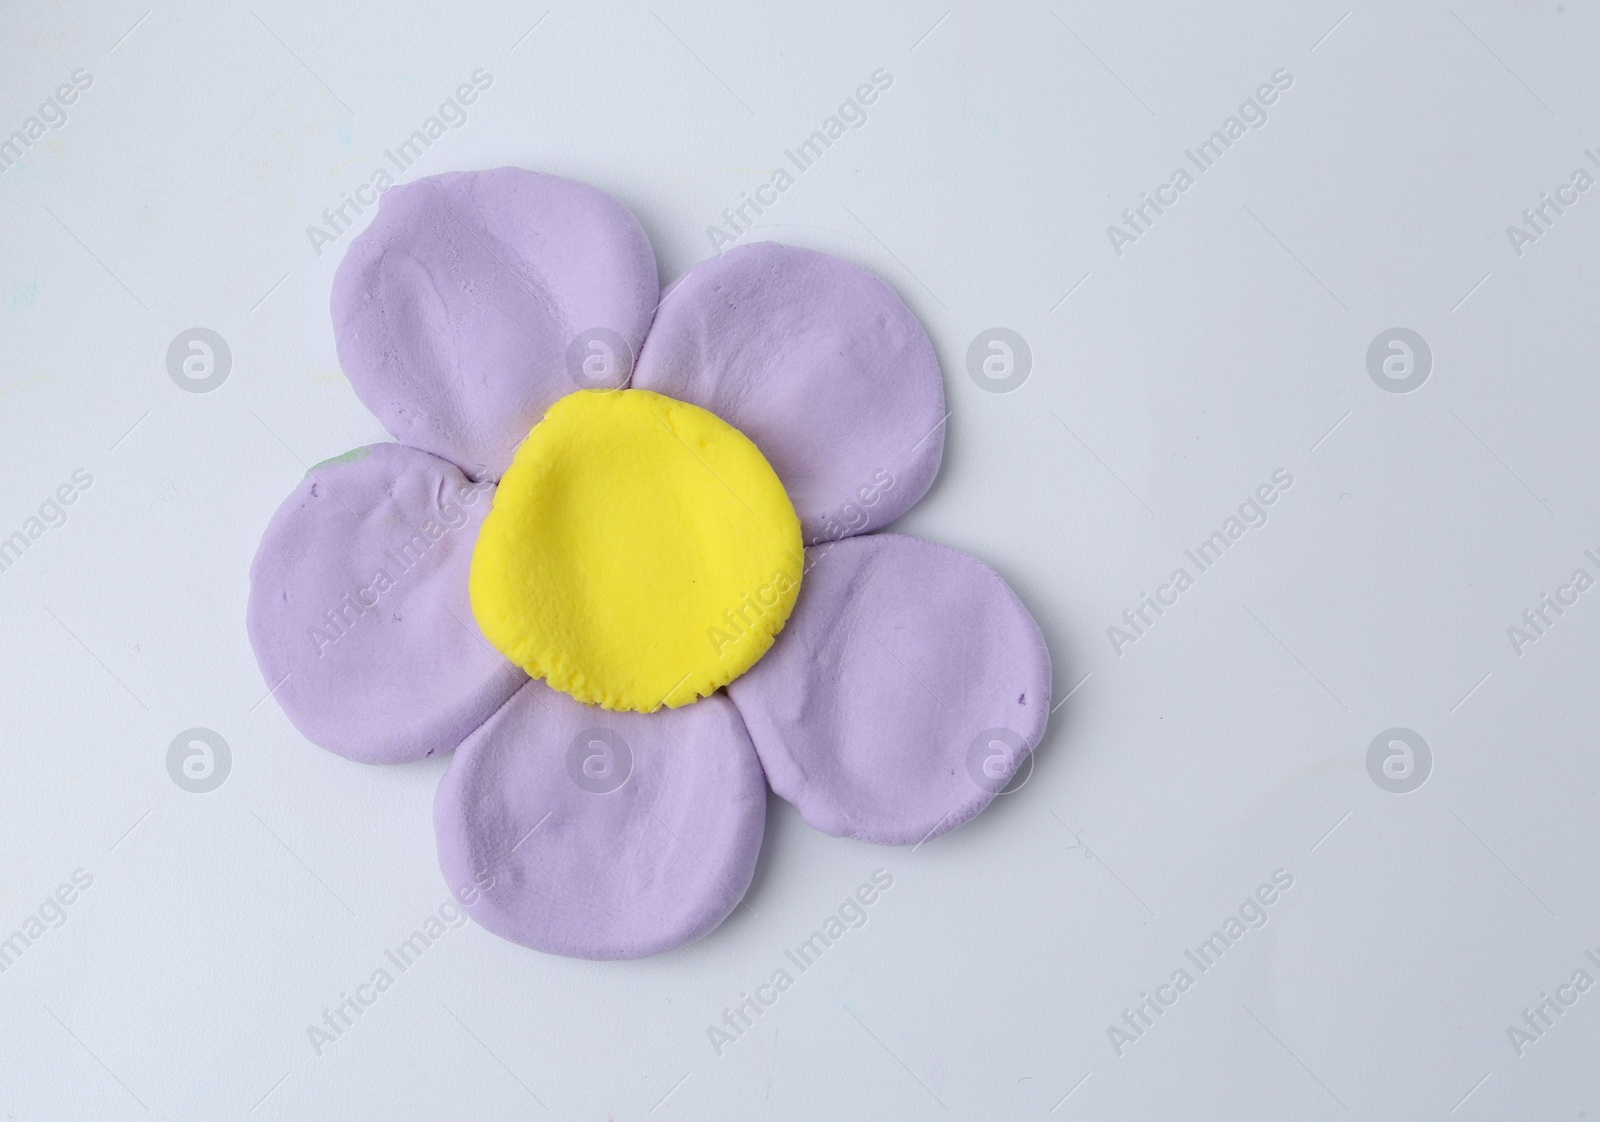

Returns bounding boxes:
[469,389,804,712]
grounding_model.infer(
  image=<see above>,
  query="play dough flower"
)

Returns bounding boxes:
[248,167,1052,959]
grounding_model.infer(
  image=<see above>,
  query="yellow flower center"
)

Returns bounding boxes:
[469,389,803,712]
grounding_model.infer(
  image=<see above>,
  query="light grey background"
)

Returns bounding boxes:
[2,1,1595,1117]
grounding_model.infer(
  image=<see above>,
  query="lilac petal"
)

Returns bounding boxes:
[727,533,1052,845]
[434,680,766,959]
[247,443,524,763]
[331,168,659,480]
[632,242,945,544]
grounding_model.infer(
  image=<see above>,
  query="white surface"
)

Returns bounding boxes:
[2,1,1597,1117]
